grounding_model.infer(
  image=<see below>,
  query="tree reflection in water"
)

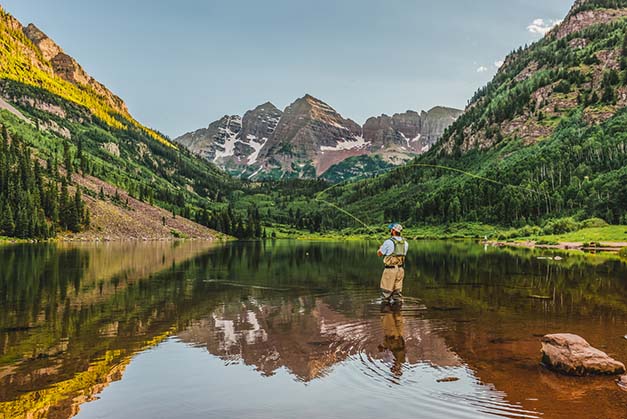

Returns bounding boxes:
[1,240,627,419]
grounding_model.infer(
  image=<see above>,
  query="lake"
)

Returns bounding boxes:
[1,240,626,419]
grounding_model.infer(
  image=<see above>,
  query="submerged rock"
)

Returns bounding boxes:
[541,333,625,376]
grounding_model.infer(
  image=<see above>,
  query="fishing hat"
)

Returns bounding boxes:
[388,223,403,233]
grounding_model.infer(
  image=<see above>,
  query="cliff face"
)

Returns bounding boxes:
[363,107,463,155]
[0,6,172,147]
[22,24,129,114]
[176,95,461,180]
[175,103,282,173]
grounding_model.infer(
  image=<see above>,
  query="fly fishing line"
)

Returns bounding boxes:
[313,162,551,234]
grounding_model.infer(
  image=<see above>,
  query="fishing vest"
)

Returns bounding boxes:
[383,238,407,267]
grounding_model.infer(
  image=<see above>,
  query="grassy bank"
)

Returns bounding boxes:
[266,222,504,241]
[523,225,627,245]
[0,236,33,244]
[266,221,627,250]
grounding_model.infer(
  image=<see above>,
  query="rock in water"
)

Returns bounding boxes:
[541,333,625,376]
[618,375,627,391]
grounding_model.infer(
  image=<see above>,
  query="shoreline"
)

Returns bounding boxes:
[484,240,627,252]
[0,235,230,245]
[2,233,627,254]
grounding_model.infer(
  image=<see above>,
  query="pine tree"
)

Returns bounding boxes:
[63,142,73,179]
[0,203,15,236]
[59,179,70,230]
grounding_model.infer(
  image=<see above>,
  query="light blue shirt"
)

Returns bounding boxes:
[379,236,409,256]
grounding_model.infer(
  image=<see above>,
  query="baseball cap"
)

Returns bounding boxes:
[387,223,403,232]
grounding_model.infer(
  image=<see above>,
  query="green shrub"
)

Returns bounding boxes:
[584,241,601,248]
[581,217,609,228]
[170,229,188,239]
[619,247,627,258]
[542,217,580,235]
[518,225,543,237]
[536,239,559,245]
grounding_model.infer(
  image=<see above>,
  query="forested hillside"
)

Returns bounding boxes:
[0,123,88,238]
[311,0,627,233]
[0,6,264,239]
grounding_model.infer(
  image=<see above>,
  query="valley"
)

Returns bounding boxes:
[1,0,627,248]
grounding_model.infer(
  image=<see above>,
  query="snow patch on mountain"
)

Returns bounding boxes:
[320,135,370,152]
[246,135,268,165]
[213,116,242,161]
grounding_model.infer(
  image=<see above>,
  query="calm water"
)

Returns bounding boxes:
[1,240,627,419]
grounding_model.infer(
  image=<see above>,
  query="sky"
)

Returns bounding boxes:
[3,0,572,138]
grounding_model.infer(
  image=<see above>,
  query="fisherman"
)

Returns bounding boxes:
[377,223,408,305]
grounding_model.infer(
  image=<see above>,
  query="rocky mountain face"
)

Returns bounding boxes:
[259,95,366,177]
[363,107,462,162]
[22,24,129,115]
[175,94,461,180]
[175,103,282,173]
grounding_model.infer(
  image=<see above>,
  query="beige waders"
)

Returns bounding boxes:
[380,240,406,302]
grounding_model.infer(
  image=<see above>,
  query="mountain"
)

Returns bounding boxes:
[0,6,257,240]
[175,95,461,181]
[310,0,627,230]
[175,102,282,175]
[259,94,366,178]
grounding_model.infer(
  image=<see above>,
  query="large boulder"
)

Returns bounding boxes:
[541,333,625,376]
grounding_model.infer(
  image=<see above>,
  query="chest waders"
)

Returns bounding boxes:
[383,238,407,268]
[381,238,406,304]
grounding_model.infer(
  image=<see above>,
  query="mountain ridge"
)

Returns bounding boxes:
[0,7,173,148]
[175,94,462,181]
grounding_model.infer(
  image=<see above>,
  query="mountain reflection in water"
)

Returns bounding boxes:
[178,296,461,383]
[1,240,627,419]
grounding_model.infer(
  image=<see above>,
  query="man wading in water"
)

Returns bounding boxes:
[377,223,408,306]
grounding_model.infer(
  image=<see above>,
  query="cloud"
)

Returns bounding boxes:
[527,18,562,35]
[494,60,504,68]
[476,66,488,73]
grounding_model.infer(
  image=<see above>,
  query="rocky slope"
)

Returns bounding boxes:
[22,23,129,116]
[438,0,627,155]
[0,8,170,146]
[175,95,461,180]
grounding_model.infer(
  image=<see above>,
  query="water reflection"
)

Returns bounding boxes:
[0,240,626,419]
[379,306,406,378]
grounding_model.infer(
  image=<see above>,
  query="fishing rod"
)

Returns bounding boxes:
[313,162,552,235]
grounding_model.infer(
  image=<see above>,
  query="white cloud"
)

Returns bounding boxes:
[494,60,504,68]
[476,66,488,73]
[527,18,562,35]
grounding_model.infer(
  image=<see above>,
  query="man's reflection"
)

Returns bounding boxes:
[378,304,406,377]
